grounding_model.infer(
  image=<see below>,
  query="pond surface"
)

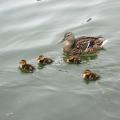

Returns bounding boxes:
[0,0,120,120]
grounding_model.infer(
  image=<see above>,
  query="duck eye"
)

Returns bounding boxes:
[65,34,69,37]
[65,32,72,37]
[66,34,71,37]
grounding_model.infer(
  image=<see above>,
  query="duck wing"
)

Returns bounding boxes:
[76,36,106,49]
[68,36,107,55]
[68,37,90,55]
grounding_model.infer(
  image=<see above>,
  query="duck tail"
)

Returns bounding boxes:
[100,40,108,47]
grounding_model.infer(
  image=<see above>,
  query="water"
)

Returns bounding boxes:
[0,0,120,120]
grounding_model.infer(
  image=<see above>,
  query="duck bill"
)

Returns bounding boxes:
[58,38,65,44]
[100,40,108,47]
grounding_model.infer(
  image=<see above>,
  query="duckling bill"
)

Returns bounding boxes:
[82,69,100,81]
[36,55,53,65]
[19,59,35,73]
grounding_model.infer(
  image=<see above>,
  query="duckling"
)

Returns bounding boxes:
[63,32,107,55]
[66,55,81,64]
[19,59,35,73]
[82,69,100,81]
[36,55,53,65]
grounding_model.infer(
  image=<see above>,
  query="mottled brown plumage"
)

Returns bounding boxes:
[82,69,100,81]
[36,55,53,65]
[63,32,107,55]
[66,55,81,64]
[19,60,35,73]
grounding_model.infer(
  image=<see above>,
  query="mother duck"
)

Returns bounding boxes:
[63,32,108,55]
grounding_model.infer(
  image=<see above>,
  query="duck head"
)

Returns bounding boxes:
[64,32,75,41]
[63,32,75,53]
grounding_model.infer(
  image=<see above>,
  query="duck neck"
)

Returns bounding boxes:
[63,39,75,53]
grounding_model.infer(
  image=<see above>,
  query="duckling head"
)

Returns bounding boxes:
[36,55,45,62]
[82,69,91,78]
[66,55,81,64]
[19,59,27,65]
[63,32,75,53]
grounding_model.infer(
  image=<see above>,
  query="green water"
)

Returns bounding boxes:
[0,0,120,120]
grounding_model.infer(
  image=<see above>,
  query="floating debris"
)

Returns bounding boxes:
[36,0,42,1]
[86,18,92,22]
